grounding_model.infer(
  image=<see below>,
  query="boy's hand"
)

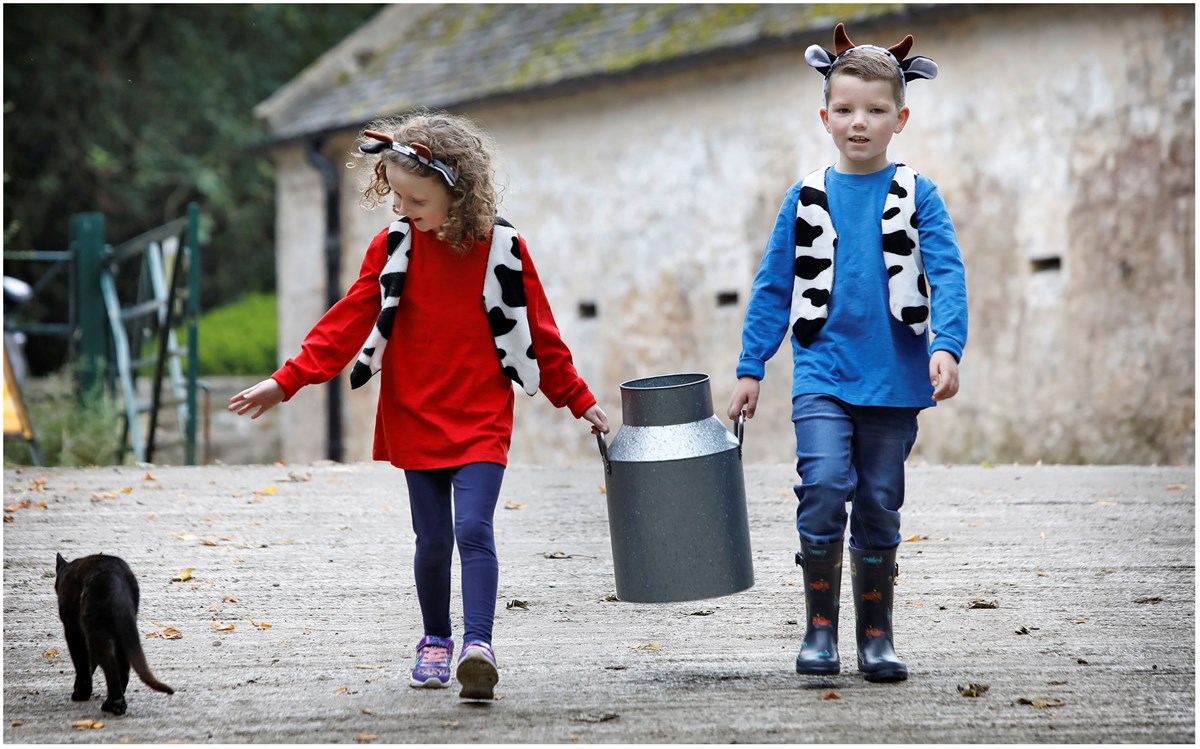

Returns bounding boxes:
[930,351,960,401]
[229,378,286,419]
[727,376,761,420]
[583,404,610,435]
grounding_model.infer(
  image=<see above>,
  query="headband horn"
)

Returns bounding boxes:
[833,23,855,55]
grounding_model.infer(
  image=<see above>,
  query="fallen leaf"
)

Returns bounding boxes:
[278,472,312,483]
[120,487,133,494]
[969,597,999,609]
[958,683,990,698]
[72,719,105,730]
[260,485,278,496]
[223,596,239,603]
[819,691,840,700]
[635,643,662,652]
[503,500,528,510]
[11,720,23,727]
[1166,484,1187,491]
[1015,626,1030,635]
[689,609,715,616]
[598,485,606,494]
[1136,596,1163,605]
[904,601,925,608]
[903,534,928,543]
[603,594,618,602]
[355,664,385,670]
[1036,571,1047,577]
[211,622,235,632]
[443,720,459,727]
[353,731,377,743]
[1074,617,1086,624]
[506,599,529,610]
[3,516,12,523]
[201,538,219,546]
[1017,696,1065,708]
[91,491,118,500]
[171,568,193,583]
[247,618,272,630]
[143,472,156,481]
[544,550,572,559]
[43,648,59,658]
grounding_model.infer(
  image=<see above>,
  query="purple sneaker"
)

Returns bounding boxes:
[410,635,454,689]
[456,641,499,700]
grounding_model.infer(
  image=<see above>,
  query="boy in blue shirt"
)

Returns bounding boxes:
[727,23,967,683]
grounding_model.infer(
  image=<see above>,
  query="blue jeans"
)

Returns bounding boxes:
[792,394,920,550]
[404,462,505,645]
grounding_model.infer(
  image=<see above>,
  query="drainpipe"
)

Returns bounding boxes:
[304,136,343,463]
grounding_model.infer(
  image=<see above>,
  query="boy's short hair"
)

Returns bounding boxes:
[828,49,905,108]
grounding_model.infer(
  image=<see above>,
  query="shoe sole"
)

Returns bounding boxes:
[858,659,908,682]
[456,654,499,700]
[409,676,450,689]
[796,660,841,676]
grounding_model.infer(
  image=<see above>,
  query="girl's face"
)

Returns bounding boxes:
[385,163,452,233]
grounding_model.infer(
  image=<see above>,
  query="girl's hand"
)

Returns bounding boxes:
[583,404,610,435]
[229,378,286,419]
[727,376,761,420]
[930,351,960,401]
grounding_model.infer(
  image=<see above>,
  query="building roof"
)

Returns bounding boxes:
[255,3,945,143]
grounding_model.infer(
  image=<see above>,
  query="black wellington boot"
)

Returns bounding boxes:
[794,538,843,675]
[850,546,908,682]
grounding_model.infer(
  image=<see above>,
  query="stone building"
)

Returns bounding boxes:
[254,3,1194,467]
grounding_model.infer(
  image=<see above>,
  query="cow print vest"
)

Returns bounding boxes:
[349,216,540,395]
[790,164,929,346]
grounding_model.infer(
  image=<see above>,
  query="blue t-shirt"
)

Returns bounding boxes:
[736,163,968,408]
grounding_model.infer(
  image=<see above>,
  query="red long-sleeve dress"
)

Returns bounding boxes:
[271,225,597,470]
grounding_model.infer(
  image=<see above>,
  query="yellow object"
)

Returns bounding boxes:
[3,344,33,440]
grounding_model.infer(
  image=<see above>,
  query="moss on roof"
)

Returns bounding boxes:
[261,3,929,141]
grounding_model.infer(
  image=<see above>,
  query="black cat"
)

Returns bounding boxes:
[55,553,174,715]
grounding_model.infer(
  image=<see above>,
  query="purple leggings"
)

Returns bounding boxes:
[403,462,504,645]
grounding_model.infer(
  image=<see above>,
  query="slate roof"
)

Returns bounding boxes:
[255,3,949,144]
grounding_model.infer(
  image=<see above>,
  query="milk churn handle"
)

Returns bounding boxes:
[596,432,612,475]
[735,411,746,459]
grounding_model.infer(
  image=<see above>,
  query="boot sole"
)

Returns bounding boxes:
[456,655,499,700]
[796,660,841,676]
[858,660,908,683]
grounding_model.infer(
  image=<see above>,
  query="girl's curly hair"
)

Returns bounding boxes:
[353,110,501,253]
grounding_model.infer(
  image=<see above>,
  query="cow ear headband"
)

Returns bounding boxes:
[359,130,457,188]
[805,22,938,104]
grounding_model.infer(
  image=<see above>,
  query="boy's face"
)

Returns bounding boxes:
[820,73,910,174]
[386,162,453,233]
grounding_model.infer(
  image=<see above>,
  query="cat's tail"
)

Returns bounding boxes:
[120,612,175,695]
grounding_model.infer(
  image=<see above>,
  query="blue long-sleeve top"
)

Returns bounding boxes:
[736,163,968,408]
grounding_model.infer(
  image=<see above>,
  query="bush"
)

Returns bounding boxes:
[3,371,128,467]
[194,293,277,376]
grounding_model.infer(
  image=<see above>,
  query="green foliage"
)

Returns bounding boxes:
[194,293,277,376]
[3,372,128,467]
[2,4,380,372]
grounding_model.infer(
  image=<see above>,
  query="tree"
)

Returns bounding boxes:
[3,4,380,373]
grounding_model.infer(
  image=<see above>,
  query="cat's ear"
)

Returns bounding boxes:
[56,553,67,572]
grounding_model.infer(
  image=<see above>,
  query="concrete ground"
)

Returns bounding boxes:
[2,461,1194,744]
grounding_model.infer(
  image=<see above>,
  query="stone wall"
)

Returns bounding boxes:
[272,4,1194,467]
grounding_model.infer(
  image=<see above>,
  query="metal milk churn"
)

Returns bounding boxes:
[596,373,754,603]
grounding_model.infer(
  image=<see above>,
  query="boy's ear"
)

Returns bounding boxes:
[895,105,911,133]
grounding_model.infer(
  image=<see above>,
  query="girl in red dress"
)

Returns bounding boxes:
[230,111,609,700]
